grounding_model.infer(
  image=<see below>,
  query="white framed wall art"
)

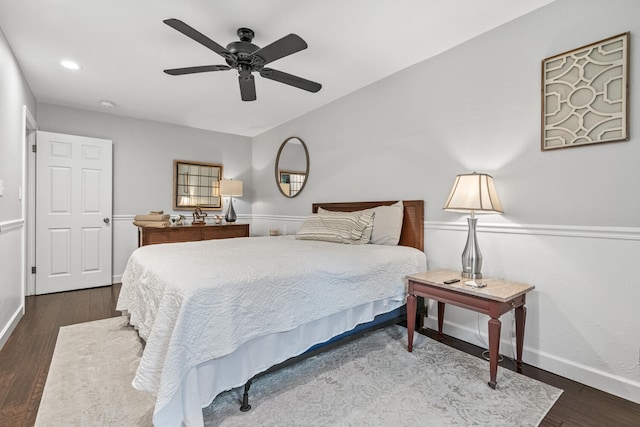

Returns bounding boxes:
[541,32,629,151]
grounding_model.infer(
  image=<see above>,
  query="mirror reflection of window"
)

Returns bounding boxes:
[173,160,223,210]
[279,171,306,197]
[275,137,309,198]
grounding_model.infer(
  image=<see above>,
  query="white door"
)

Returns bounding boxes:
[35,131,113,294]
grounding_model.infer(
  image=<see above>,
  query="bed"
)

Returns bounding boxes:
[117,200,426,426]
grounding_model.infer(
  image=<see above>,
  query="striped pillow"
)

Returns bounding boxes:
[317,208,374,244]
[296,210,374,244]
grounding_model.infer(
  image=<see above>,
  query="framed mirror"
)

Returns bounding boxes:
[173,160,223,210]
[275,137,309,198]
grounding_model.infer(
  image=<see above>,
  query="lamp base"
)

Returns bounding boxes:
[225,197,237,223]
[461,216,483,279]
[461,271,483,279]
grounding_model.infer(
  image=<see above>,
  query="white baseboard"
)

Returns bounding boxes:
[424,315,640,405]
[0,303,24,351]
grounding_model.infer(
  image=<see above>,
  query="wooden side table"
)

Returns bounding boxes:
[406,269,534,389]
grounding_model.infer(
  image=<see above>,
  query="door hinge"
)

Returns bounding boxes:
[32,144,37,153]
[31,266,36,274]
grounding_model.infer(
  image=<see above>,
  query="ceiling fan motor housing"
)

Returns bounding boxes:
[226,29,262,69]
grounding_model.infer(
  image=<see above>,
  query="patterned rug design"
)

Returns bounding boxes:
[36,316,562,426]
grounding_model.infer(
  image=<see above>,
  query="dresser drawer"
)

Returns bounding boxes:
[139,223,250,246]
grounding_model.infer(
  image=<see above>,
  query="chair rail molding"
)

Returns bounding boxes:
[250,214,306,222]
[114,215,640,241]
[0,218,25,234]
[427,221,640,241]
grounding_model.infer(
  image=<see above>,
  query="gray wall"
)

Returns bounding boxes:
[253,0,640,227]
[251,0,640,403]
[0,30,36,221]
[37,103,252,215]
[0,27,36,348]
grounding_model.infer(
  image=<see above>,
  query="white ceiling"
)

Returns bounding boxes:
[0,0,554,137]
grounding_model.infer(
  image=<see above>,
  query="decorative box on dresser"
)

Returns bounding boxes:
[138,223,250,247]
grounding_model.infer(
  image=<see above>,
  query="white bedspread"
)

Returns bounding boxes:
[117,235,426,426]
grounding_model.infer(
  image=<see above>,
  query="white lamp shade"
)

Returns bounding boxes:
[220,179,243,197]
[443,172,503,214]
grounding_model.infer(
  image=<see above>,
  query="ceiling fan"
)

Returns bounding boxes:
[163,19,322,101]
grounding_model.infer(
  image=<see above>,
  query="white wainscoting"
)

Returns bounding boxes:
[250,214,306,237]
[0,219,25,351]
[426,220,640,405]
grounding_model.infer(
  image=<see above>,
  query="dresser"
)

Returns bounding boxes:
[138,223,250,247]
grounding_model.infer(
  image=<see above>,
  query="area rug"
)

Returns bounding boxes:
[36,316,562,426]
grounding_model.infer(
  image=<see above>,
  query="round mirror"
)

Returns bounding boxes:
[275,137,309,198]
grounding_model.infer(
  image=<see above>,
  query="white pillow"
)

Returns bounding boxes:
[369,201,404,245]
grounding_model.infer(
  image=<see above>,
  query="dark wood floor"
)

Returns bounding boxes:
[0,285,121,426]
[1,285,639,426]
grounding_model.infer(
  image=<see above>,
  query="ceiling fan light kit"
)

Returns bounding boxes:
[163,19,322,101]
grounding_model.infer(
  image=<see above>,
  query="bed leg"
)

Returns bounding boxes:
[239,379,252,412]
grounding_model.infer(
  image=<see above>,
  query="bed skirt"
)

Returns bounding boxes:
[159,296,406,427]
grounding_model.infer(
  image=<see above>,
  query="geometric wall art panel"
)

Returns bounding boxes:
[541,32,629,151]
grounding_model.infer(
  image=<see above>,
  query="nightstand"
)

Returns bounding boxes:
[406,269,534,389]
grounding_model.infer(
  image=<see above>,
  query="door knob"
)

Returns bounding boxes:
[103,217,110,224]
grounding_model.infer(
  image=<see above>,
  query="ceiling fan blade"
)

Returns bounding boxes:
[238,75,257,101]
[253,34,307,65]
[164,19,232,59]
[164,65,231,75]
[260,68,321,93]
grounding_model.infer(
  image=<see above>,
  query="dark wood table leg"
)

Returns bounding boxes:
[488,317,501,389]
[515,305,527,372]
[407,294,416,352]
[415,296,425,330]
[437,301,445,340]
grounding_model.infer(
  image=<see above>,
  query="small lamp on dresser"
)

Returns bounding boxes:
[220,179,243,223]
[443,172,503,279]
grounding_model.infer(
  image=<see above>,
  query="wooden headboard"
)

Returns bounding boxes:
[311,200,424,252]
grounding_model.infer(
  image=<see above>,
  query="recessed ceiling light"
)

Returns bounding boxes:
[60,60,80,70]
[99,100,116,109]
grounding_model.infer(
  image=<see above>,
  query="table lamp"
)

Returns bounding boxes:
[220,179,243,223]
[443,172,503,279]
